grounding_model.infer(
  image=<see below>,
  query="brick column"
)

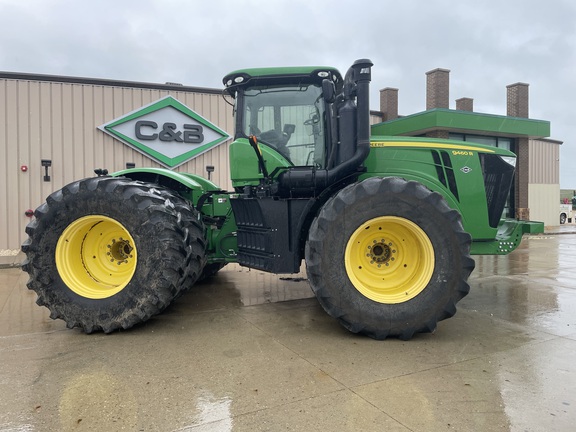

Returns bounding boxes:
[515,137,530,218]
[506,83,529,118]
[426,68,450,110]
[380,88,399,121]
[456,97,473,112]
[507,83,530,218]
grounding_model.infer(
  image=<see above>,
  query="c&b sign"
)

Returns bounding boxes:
[99,96,229,168]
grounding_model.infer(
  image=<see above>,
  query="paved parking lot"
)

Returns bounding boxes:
[1,233,576,431]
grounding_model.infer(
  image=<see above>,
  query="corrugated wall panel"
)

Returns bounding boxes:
[0,81,7,251]
[1,77,235,250]
[528,184,560,226]
[370,113,382,125]
[529,139,559,184]
[4,81,20,250]
[0,81,9,250]
[527,139,560,226]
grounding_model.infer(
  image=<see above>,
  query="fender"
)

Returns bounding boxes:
[112,167,222,203]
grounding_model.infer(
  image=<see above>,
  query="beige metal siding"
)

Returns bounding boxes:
[370,113,382,125]
[0,77,234,251]
[528,184,560,226]
[527,139,561,226]
[529,138,559,184]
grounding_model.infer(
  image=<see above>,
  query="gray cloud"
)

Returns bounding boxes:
[1,0,574,186]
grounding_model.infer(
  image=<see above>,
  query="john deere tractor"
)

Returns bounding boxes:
[21,59,543,339]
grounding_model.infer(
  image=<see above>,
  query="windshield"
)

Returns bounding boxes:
[242,85,326,167]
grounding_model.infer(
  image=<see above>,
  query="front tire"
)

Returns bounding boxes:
[21,176,205,333]
[305,177,475,340]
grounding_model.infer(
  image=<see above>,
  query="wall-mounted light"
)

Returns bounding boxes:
[41,159,52,182]
[126,162,136,169]
[206,165,214,181]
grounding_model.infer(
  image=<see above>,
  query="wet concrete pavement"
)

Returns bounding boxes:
[1,233,576,431]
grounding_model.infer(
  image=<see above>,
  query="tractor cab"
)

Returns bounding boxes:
[223,60,373,197]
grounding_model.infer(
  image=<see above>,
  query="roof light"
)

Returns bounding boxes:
[317,71,329,78]
[226,79,233,86]
[234,76,244,83]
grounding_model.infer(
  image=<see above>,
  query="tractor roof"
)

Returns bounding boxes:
[222,65,343,96]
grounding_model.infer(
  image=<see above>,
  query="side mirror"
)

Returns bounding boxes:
[322,79,335,103]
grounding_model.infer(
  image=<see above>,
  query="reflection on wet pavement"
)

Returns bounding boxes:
[201,265,314,307]
[1,235,575,431]
[465,235,576,336]
[192,391,233,432]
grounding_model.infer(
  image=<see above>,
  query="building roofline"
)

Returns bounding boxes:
[371,108,550,139]
[0,71,223,95]
[534,137,563,145]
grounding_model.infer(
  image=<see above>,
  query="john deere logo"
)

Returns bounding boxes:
[98,96,229,168]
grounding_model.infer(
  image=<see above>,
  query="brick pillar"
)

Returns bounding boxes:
[515,137,530,218]
[380,87,399,121]
[456,97,473,112]
[426,68,450,110]
[507,83,529,118]
[507,83,530,219]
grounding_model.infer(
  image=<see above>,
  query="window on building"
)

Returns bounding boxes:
[449,133,514,152]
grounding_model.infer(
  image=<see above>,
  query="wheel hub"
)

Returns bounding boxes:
[367,241,394,266]
[108,238,133,263]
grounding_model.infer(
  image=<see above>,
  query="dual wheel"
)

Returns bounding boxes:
[306,177,475,340]
[22,177,206,333]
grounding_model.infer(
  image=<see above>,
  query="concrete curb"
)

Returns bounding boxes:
[0,252,25,269]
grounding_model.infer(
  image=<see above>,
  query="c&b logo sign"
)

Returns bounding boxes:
[99,96,229,168]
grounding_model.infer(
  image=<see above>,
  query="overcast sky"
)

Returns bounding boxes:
[1,0,574,188]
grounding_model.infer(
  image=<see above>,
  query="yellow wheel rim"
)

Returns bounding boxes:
[345,216,434,304]
[56,215,137,299]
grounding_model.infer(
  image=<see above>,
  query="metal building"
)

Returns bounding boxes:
[0,68,560,252]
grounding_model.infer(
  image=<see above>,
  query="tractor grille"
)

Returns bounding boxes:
[480,153,515,228]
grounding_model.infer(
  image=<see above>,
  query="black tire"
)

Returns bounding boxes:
[169,195,207,290]
[305,177,475,340]
[198,262,228,281]
[560,213,567,224]
[21,176,205,333]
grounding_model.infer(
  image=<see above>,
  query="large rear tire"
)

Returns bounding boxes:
[21,176,205,333]
[198,262,228,281]
[305,177,475,340]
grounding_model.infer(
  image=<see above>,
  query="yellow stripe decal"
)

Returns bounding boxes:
[370,141,496,153]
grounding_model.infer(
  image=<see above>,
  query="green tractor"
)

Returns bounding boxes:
[21,59,543,339]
